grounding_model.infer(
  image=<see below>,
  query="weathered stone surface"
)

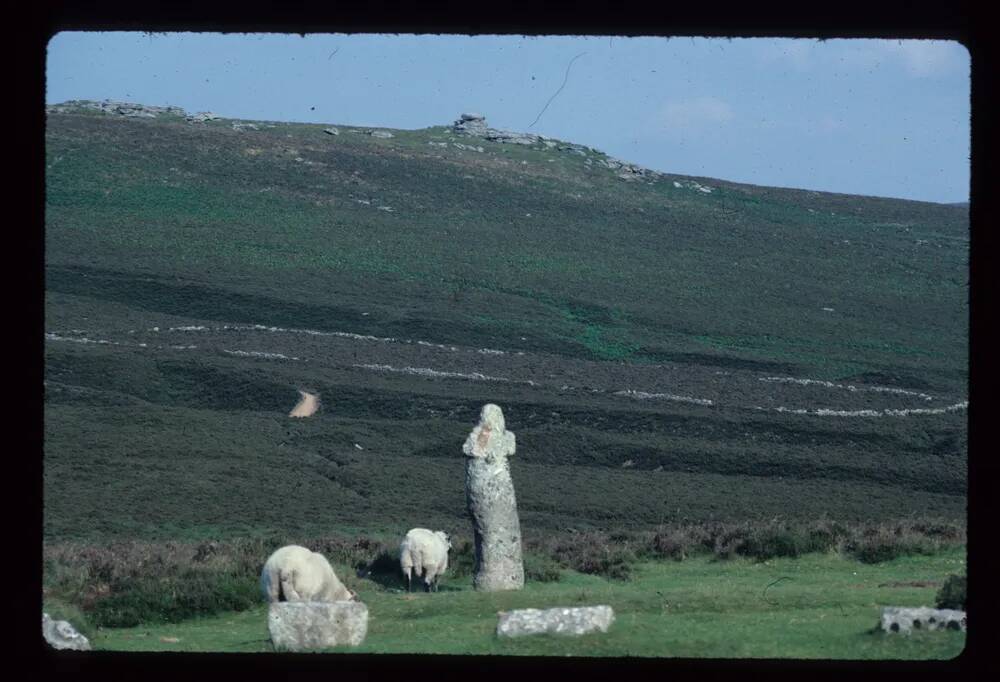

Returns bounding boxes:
[268,601,368,651]
[232,122,259,131]
[42,613,91,651]
[47,99,187,119]
[187,111,218,123]
[463,404,524,591]
[323,127,340,135]
[496,606,615,638]
[370,130,394,138]
[460,112,486,121]
[879,607,966,634]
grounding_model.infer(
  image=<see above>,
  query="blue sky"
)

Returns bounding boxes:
[46,32,970,204]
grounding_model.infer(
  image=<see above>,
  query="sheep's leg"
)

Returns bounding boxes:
[424,565,438,593]
[404,566,412,593]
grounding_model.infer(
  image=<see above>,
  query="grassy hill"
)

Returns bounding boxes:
[44,103,969,543]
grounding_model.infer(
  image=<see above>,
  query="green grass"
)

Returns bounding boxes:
[88,548,966,658]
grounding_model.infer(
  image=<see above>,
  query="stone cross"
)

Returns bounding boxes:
[462,403,524,591]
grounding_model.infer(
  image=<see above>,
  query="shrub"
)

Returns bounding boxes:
[447,538,477,579]
[847,522,941,564]
[936,573,966,610]
[523,552,562,582]
[530,531,636,581]
[650,527,693,561]
[87,573,260,628]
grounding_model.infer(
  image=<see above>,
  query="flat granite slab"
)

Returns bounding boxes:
[880,606,966,634]
[497,605,615,638]
[268,601,368,651]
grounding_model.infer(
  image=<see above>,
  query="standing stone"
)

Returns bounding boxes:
[42,613,91,651]
[462,404,524,591]
[267,601,368,651]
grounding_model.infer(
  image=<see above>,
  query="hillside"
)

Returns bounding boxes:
[43,101,969,542]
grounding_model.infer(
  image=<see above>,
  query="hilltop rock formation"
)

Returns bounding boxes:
[46,99,186,119]
[463,403,524,592]
[449,112,663,181]
[186,111,219,123]
[452,113,539,146]
[45,99,229,128]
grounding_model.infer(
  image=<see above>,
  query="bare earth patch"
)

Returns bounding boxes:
[289,390,319,418]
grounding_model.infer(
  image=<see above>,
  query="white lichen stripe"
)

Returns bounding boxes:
[46,332,122,346]
[614,389,713,406]
[223,349,300,361]
[771,401,967,417]
[353,363,535,385]
[759,376,936,401]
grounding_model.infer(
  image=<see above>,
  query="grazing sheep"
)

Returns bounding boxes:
[260,545,357,603]
[400,528,452,592]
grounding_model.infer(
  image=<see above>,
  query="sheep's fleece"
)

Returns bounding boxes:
[400,528,451,589]
[260,545,355,602]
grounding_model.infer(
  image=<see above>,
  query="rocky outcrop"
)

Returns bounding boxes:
[463,404,524,592]
[267,601,368,650]
[879,607,966,634]
[46,99,186,118]
[496,606,615,638]
[449,112,661,181]
[452,113,539,146]
[454,112,489,136]
[42,613,91,651]
[186,111,219,123]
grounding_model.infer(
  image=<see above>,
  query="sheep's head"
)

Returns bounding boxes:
[437,531,452,550]
[481,403,505,432]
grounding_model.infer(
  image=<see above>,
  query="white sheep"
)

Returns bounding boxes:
[260,545,357,603]
[399,528,452,592]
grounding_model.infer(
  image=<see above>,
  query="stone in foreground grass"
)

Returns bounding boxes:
[497,605,615,638]
[43,612,92,651]
[879,607,966,634]
[268,601,368,651]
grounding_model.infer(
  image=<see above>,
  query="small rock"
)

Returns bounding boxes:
[879,606,966,634]
[370,130,394,139]
[497,606,615,638]
[323,127,340,136]
[268,601,369,651]
[42,613,92,651]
